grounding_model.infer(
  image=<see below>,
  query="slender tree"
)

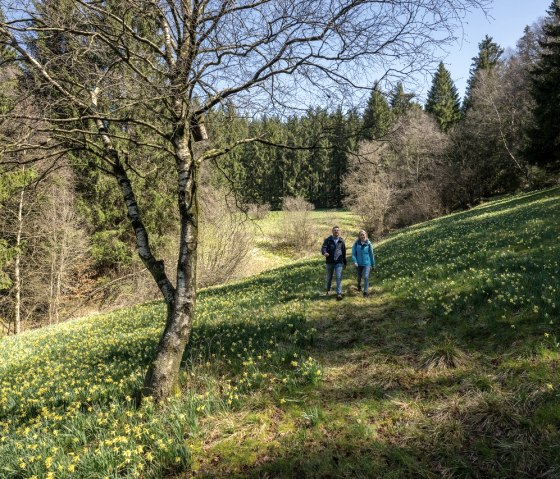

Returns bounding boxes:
[390,82,416,117]
[425,62,461,132]
[362,82,393,140]
[528,0,560,171]
[462,35,504,113]
[1,0,490,402]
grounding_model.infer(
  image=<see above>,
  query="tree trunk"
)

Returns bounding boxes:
[141,129,198,402]
[14,184,24,334]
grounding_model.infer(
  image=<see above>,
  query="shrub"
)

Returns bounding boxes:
[278,196,316,253]
[197,189,254,288]
[246,202,271,220]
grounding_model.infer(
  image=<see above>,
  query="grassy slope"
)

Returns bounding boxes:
[243,209,358,277]
[1,188,559,478]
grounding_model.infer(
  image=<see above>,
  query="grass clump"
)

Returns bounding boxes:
[419,336,469,371]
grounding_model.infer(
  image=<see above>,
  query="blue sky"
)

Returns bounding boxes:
[437,0,552,100]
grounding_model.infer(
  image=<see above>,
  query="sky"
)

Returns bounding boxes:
[436,0,552,101]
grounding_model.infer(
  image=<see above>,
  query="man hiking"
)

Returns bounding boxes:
[321,226,347,300]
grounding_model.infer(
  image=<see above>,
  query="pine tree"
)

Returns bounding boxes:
[362,82,393,140]
[517,25,541,68]
[462,35,504,113]
[528,0,560,170]
[390,82,415,117]
[425,62,461,132]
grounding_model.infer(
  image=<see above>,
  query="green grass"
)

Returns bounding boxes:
[246,209,359,273]
[1,187,560,478]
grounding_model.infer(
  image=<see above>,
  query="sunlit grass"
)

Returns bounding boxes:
[1,187,559,478]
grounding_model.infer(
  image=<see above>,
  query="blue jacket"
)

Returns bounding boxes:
[351,239,375,267]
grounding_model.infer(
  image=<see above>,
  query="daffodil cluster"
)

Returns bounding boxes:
[0,261,322,478]
[376,189,559,327]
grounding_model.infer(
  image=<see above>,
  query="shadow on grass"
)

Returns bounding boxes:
[187,289,560,478]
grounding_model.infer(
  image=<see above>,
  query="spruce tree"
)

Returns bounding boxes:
[528,0,560,170]
[425,62,461,132]
[390,82,415,117]
[462,35,504,113]
[362,82,393,140]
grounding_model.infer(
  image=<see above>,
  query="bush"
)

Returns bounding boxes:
[197,189,254,288]
[277,196,317,253]
[246,202,271,220]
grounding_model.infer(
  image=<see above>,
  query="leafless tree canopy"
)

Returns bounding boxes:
[0,0,489,402]
[344,109,450,233]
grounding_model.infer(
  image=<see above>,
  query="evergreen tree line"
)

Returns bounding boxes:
[1,1,559,332]
[209,2,560,212]
[208,108,361,209]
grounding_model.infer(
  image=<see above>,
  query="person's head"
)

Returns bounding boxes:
[332,226,340,237]
[358,230,368,241]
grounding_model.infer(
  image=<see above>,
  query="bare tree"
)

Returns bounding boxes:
[0,0,489,402]
[451,59,534,205]
[40,169,90,325]
[197,185,254,288]
[343,147,394,234]
[344,109,449,233]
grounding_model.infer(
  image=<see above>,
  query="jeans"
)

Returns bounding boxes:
[357,265,371,293]
[325,263,343,295]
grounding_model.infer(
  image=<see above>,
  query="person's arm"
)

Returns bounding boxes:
[351,242,358,266]
[370,245,375,267]
[342,241,347,266]
[321,238,329,256]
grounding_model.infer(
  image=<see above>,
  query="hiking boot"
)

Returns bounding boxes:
[363,292,369,298]
[356,285,362,292]
[336,294,343,301]
[325,290,331,296]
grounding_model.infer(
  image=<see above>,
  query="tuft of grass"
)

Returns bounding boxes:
[419,336,469,371]
[300,406,324,428]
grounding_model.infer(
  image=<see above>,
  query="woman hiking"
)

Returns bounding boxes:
[351,230,375,298]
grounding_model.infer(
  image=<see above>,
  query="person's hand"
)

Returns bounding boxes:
[354,262,358,267]
[324,252,329,257]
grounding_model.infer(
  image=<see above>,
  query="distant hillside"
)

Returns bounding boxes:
[1,187,559,478]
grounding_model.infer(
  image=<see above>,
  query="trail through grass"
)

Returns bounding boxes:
[1,187,559,478]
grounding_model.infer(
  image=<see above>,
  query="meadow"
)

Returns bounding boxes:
[1,187,559,478]
[244,209,359,276]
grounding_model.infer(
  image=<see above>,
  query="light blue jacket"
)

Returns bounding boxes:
[351,239,375,267]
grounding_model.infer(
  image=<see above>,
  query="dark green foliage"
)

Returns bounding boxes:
[214,108,360,209]
[528,0,560,171]
[462,35,504,113]
[390,82,416,116]
[425,62,461,132]
[362,82,393,140]
[0,170,35,289]
[327,108,359,208]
